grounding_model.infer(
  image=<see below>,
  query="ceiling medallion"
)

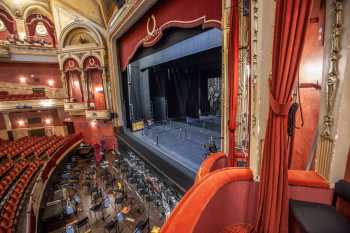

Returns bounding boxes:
[0,19,7,32]
[35,22,48,37]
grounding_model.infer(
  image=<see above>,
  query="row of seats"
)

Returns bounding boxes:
[0,160,13,177]
[0,160,43,233]
[45,137,69,157]
[0,93,46,101]
[0,137,42,159]
[34,136,64,157]
[0,160,28,200]
[0,136,62,159]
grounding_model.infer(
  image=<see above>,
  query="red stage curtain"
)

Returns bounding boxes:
[228,0,239,166]
[118,0,221,71]
[254,1,313,233]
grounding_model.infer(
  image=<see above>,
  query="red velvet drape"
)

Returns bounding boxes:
[26,14,56,45]
[228,0,239,166]
[86,69,106,110]
[66,71,83,102]
[254,1,313,233]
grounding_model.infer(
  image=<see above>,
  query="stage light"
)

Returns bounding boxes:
[90,120,97,128]
[45,118,52,125]
[48,80,54,86]
[17,120,25,127]
[94,86,103,93]
[19,76,26,83]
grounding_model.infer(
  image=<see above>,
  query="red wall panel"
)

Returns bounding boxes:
[71,117,116,150]
[0,62,61,88]
[0,114,6,130]
[291,88,321,170]
[9,109,63,129]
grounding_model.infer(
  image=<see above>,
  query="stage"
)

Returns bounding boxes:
[127,117,221,174]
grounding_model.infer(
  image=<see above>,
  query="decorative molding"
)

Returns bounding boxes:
[316,0,343,180]
[251,0,258,133]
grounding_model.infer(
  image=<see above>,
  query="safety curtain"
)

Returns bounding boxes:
[228,0,239,166]
[254,1,313,233]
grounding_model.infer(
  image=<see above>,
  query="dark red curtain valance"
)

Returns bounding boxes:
[254,0,313,232]
[118,0,222,71]
[26,14,56,45]
[63,58,80,72]
[228,0,239,166]
[83,56,102,71]
[0,9,16,35]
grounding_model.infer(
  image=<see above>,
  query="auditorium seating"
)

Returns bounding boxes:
[0,160,13,177]
[0,93,46,101]
[0,136,67,159]
[290,180,350,233]
[0,160,28,200]
[0,134,82,233]
[0,159,43,233]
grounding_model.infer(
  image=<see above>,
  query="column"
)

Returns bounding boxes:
[102,68,110,110]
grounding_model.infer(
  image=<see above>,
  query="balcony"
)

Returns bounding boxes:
[64,102,87,115]
[85,109,111,120]
[0,98,64,112]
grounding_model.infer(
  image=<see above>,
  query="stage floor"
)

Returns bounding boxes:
[129,117,221,174]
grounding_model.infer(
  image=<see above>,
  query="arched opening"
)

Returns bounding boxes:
[25,13,56,46]
[83,56,106,110]
[63,58,83,103]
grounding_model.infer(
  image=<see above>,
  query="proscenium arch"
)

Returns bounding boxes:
[59,22,105,49]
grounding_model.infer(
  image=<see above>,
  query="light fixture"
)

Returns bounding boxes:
[48,80,54,86]
[18,32,26,40]
[90,120,97,128]
[40,99,54,107]
[19,76,26,83]
[94,87,103,93]
[17,120,25,127]
[45,118,52,125]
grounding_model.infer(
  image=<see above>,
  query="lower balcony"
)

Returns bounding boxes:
[85,109,111,120]
[64,102,87,115]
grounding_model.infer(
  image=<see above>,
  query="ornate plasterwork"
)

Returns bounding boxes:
[35,21,48,36]
[316,0,343,180]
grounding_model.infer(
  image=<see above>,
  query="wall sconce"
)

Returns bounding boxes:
[17,119,25,127]
[45,118,52,125]
[94,87,103,93]
[90,120,97,128]
[19,76,26,83]
[48,80,54,86]
[18,32,26,41]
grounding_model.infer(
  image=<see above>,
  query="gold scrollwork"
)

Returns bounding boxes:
[316,0,343,180]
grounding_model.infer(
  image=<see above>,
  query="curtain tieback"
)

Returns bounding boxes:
[269,91,291,116]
